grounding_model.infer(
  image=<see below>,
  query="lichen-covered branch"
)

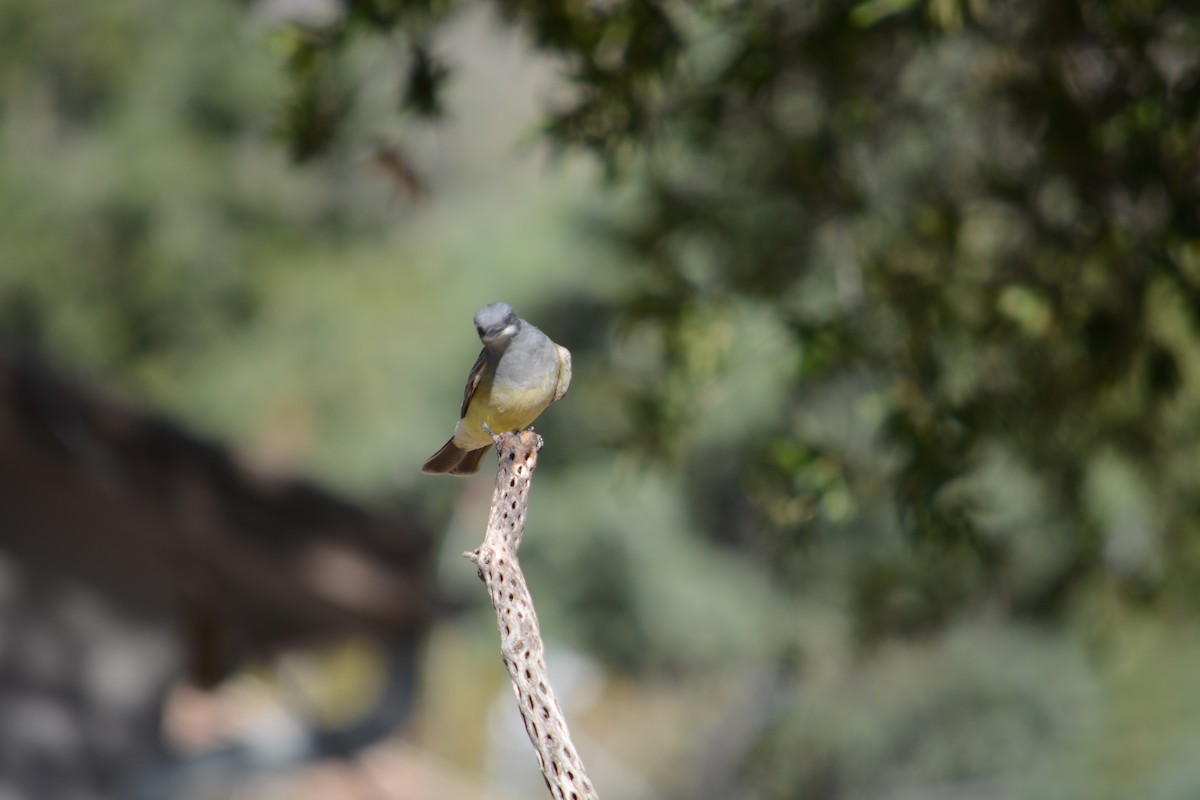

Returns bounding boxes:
[463,430,598,800]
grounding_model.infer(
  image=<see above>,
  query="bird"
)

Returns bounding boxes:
[422,302,572,476]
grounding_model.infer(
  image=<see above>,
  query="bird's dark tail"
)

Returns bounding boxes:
[421,438,491,476]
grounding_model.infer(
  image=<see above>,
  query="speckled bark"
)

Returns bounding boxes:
[464,430,598,800]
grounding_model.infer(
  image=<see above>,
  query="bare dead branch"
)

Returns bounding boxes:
[464,430,598,800]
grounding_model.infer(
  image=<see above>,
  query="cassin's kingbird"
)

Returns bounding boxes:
[422,302,572,476]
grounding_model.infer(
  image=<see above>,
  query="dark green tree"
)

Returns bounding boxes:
[285,0,1200,635]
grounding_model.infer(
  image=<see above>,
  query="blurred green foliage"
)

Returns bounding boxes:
[5,0,1200,797]
[0,0,320,376]
[590,0,1200,641]
[275,0,1200,634]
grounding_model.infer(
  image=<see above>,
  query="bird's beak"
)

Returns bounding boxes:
[482,323,518,344]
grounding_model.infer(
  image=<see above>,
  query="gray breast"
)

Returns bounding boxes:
[495,325,556,391]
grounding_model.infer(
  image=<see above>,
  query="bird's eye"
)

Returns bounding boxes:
[476,326,484,336]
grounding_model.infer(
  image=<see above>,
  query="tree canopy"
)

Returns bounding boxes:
[281,0,1200,634]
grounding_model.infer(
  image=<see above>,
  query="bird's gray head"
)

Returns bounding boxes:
[474,302,521,346]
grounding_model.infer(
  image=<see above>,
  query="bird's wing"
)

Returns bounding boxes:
[552,344,572,403]
[460,348,487,418]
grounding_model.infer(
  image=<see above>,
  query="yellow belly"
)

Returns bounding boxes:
[453,374,555,449]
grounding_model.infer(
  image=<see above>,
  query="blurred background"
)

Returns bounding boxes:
[2,0,1200,798]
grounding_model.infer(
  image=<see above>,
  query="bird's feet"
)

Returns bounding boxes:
[482,423,542,450]
[482,422,499,445]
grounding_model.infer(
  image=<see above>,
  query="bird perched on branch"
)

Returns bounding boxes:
[423,302,572,476]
